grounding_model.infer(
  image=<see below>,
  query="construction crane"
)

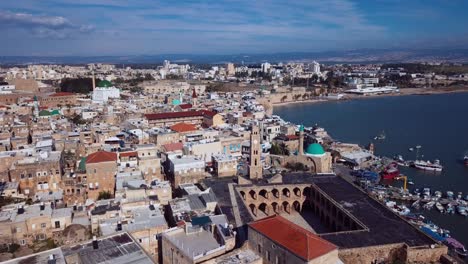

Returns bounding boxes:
[395,175,407,191]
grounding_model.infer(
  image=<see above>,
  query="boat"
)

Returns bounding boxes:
[446,191,454,199]
[458,206,468,216]
[444,237,468,257]
[423,201,435,210]
[420,226,446,242]
[374,131,386,140]
[464,155,468,166]
[412,159,443,172]
[408,147,414,152]
[435,202,444,213]
[380,162,400,180]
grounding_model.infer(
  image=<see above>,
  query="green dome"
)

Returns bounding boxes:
[98,80,112,88]
[305,143,325,156]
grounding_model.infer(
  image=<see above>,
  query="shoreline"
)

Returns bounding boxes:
[272,87,468,107]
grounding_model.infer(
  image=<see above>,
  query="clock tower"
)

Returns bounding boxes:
[249,124,263,179]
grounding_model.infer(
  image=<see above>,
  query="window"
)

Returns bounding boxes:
[20,173,25,179]
[55,221,60,228]
[276,256,280,264]
[41,223,46,228]
[20,239,26,246]
[257,244,262,254]
[16,227,22,233]
[266,251,270,261]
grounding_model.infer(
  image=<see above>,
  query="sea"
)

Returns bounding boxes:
[274,92,468,247]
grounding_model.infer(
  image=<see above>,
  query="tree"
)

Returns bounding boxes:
[280,95,287,102]
[97,191,112,200]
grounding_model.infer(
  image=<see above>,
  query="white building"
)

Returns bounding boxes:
[92,80,120,103]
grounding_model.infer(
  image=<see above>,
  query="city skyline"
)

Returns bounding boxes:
[1,0,468,56]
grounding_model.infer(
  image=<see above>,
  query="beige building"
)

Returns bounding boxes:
[248,215,339,264]
[9,152,62,197]
[212,154,237,177]
[85,151,118,200]
[161,216,235,264]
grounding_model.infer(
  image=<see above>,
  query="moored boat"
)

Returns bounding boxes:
[380,162,400,180]
[413,159,443,172]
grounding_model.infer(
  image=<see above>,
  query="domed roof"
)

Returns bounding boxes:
[98,80,112,88]
[305,143,325,156]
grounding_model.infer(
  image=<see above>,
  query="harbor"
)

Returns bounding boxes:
[275,92,468,259]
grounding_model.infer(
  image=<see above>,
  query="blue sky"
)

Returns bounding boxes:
[0,0,467,56]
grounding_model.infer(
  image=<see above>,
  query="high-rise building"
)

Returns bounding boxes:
[226,63,235,76]
[249,124,263,179]
[312,61,321,74]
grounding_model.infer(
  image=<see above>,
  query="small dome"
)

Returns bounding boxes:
[305,143,325,156]
[98,80,112,88]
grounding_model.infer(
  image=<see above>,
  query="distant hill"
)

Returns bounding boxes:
[1,48,468,65]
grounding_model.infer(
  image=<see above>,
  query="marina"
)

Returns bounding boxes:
[275,92,468,256]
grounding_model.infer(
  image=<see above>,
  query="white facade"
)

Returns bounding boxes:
[92,87,120,103]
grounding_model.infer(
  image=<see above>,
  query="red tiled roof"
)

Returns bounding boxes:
[242,112,252,117]
[145,110,203,120]
[170,122,198,133]
[201,110,217,118]
[286,135,299,140]
[50,92,75,97]
[179,103,193,109]
[86,151,118,164]
[162,142,184,152]
[249,215,337,261]
[119,151,138,157]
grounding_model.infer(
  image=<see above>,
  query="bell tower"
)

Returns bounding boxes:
[249,124,263,179]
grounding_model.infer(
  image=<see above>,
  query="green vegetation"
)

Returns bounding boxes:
[270,143,290,156]
[384,63,468,75]
[69,114,87,125]
[60,77,98,94]
[97,191,112,200]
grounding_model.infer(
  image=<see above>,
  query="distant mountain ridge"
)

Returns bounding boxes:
[1,48,468,65]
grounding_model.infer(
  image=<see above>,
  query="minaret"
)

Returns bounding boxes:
[192,88,198,107]
[92,68,96,90]
[299,124,304,155]
[249,123,263,180]
[33,95,39,118]
[179,90,183,104]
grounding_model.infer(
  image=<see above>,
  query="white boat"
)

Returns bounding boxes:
[435,202,444,213]
[413,160,443,172]
[326,93,344,100]
[423,201,435,210]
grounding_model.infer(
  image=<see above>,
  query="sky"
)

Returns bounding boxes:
[0,0,467,56]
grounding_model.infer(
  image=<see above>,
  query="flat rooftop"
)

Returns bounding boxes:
[164,227,222,260]
[61,233,153,264]
[282,174,435,248]
[206,174,436,249]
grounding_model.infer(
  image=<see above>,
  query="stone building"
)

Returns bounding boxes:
[9,151,62,197]
[248,215,339,264]
[212,154,237,177]
[85,151,118,200]
[248,124,262,180]
[161,216,235,264]
[39,92,77,108]
[166,156,205,188]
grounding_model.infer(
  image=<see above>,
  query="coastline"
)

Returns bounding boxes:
[272,87,468,107]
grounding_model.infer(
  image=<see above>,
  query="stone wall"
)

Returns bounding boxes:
[405,245,447,263]
[338,243,406,264]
